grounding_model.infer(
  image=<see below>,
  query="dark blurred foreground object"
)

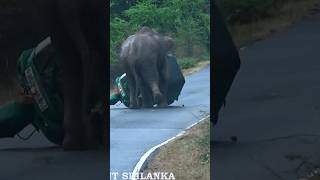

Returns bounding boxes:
[0,37,103,145]
[212,4,241,125]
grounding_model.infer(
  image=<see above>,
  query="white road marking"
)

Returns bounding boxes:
[131,114,210,180]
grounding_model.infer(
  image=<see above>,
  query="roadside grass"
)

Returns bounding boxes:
[301,166,320,180]
[299,173,320,180]
[177,57,198,69]
[181,60,210,76]
[142,117,210,180]
[230,0,320,47]
[309,176,320,180]
[177,54,210,76]
[178,0,319,74]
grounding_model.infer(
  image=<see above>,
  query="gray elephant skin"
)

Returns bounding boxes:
[120,27,174,108]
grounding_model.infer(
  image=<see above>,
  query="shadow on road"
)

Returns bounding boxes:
[0,146,60,152]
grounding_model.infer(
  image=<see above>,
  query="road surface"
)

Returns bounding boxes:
[0,65,210,180]
[110,66,210,175]
[213,13,320,180]
[0,126,107,180]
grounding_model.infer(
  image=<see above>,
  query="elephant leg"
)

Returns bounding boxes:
[135,67,155,108]
[136,67,153,108]
[55,1,97,149]
[139,80,154,108]
[88,48,108,147]
[142,88,154,108]
[128,76,138,109]
[49,0,108,149]
[60,52,87,150]
[125,62,139,109]
[134,76,142,108]
[86,8,108,147]
[51,27,88,150]
[132,64,143,108]
[158,56,169,107]
[139,59,165,107]
[82,50,105,148]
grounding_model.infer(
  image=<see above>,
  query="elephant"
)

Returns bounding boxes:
[120,27,174,108]
[52,0,108,150]
[30,0,108,150]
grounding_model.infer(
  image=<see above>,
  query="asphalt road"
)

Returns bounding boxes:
[0,65,210,180]
[0,125,107,180]
[110,66,210,175]
[213,13,320,180]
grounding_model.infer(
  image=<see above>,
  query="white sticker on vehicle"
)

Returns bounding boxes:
[25,67,49,112]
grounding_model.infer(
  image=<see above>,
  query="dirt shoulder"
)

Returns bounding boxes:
[142,117,210,180]
[231,0,320,47]
[180,0,320,76]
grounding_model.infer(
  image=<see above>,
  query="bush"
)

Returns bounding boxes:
[177,57,198,69]
[110,17,131,63]
[110,0,210,65]
[217,0,302,24]
[218,0,275,23]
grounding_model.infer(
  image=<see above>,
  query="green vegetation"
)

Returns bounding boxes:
[177,55,208,70]
[217,0,304,24]
[217,0,319,46]
[110,0,210,65]
[177,57,198,69]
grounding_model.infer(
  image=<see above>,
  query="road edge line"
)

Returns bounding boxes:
[131,114,210,180]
